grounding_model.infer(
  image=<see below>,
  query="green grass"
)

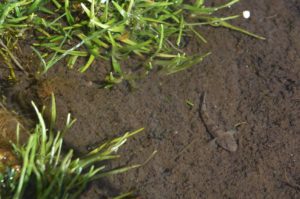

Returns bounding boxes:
[0,0,264,85]
[0,95,146,199]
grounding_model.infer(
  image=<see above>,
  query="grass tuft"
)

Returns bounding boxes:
[0,94,144,199]
[0,0,264,85]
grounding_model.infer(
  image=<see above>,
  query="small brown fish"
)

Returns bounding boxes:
[0,148,20,173]
[0,105,30,173]
[200,93,238,152]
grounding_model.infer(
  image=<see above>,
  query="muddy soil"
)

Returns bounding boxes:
[1,0,299,198]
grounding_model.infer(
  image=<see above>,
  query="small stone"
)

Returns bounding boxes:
[243,10,251,19]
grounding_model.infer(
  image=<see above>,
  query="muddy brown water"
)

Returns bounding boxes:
[0,0,299,198]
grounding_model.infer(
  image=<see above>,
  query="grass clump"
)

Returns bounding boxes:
[0,95,144,199]
[0,0,264,85]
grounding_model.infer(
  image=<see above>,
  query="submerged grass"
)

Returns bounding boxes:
[0,95,145,199]
[0,0,264,85]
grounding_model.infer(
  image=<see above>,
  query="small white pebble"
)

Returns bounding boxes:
[243,10,251,19]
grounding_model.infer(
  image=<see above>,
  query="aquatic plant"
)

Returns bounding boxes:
[0,95,144,199]
[0,0,264,84]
